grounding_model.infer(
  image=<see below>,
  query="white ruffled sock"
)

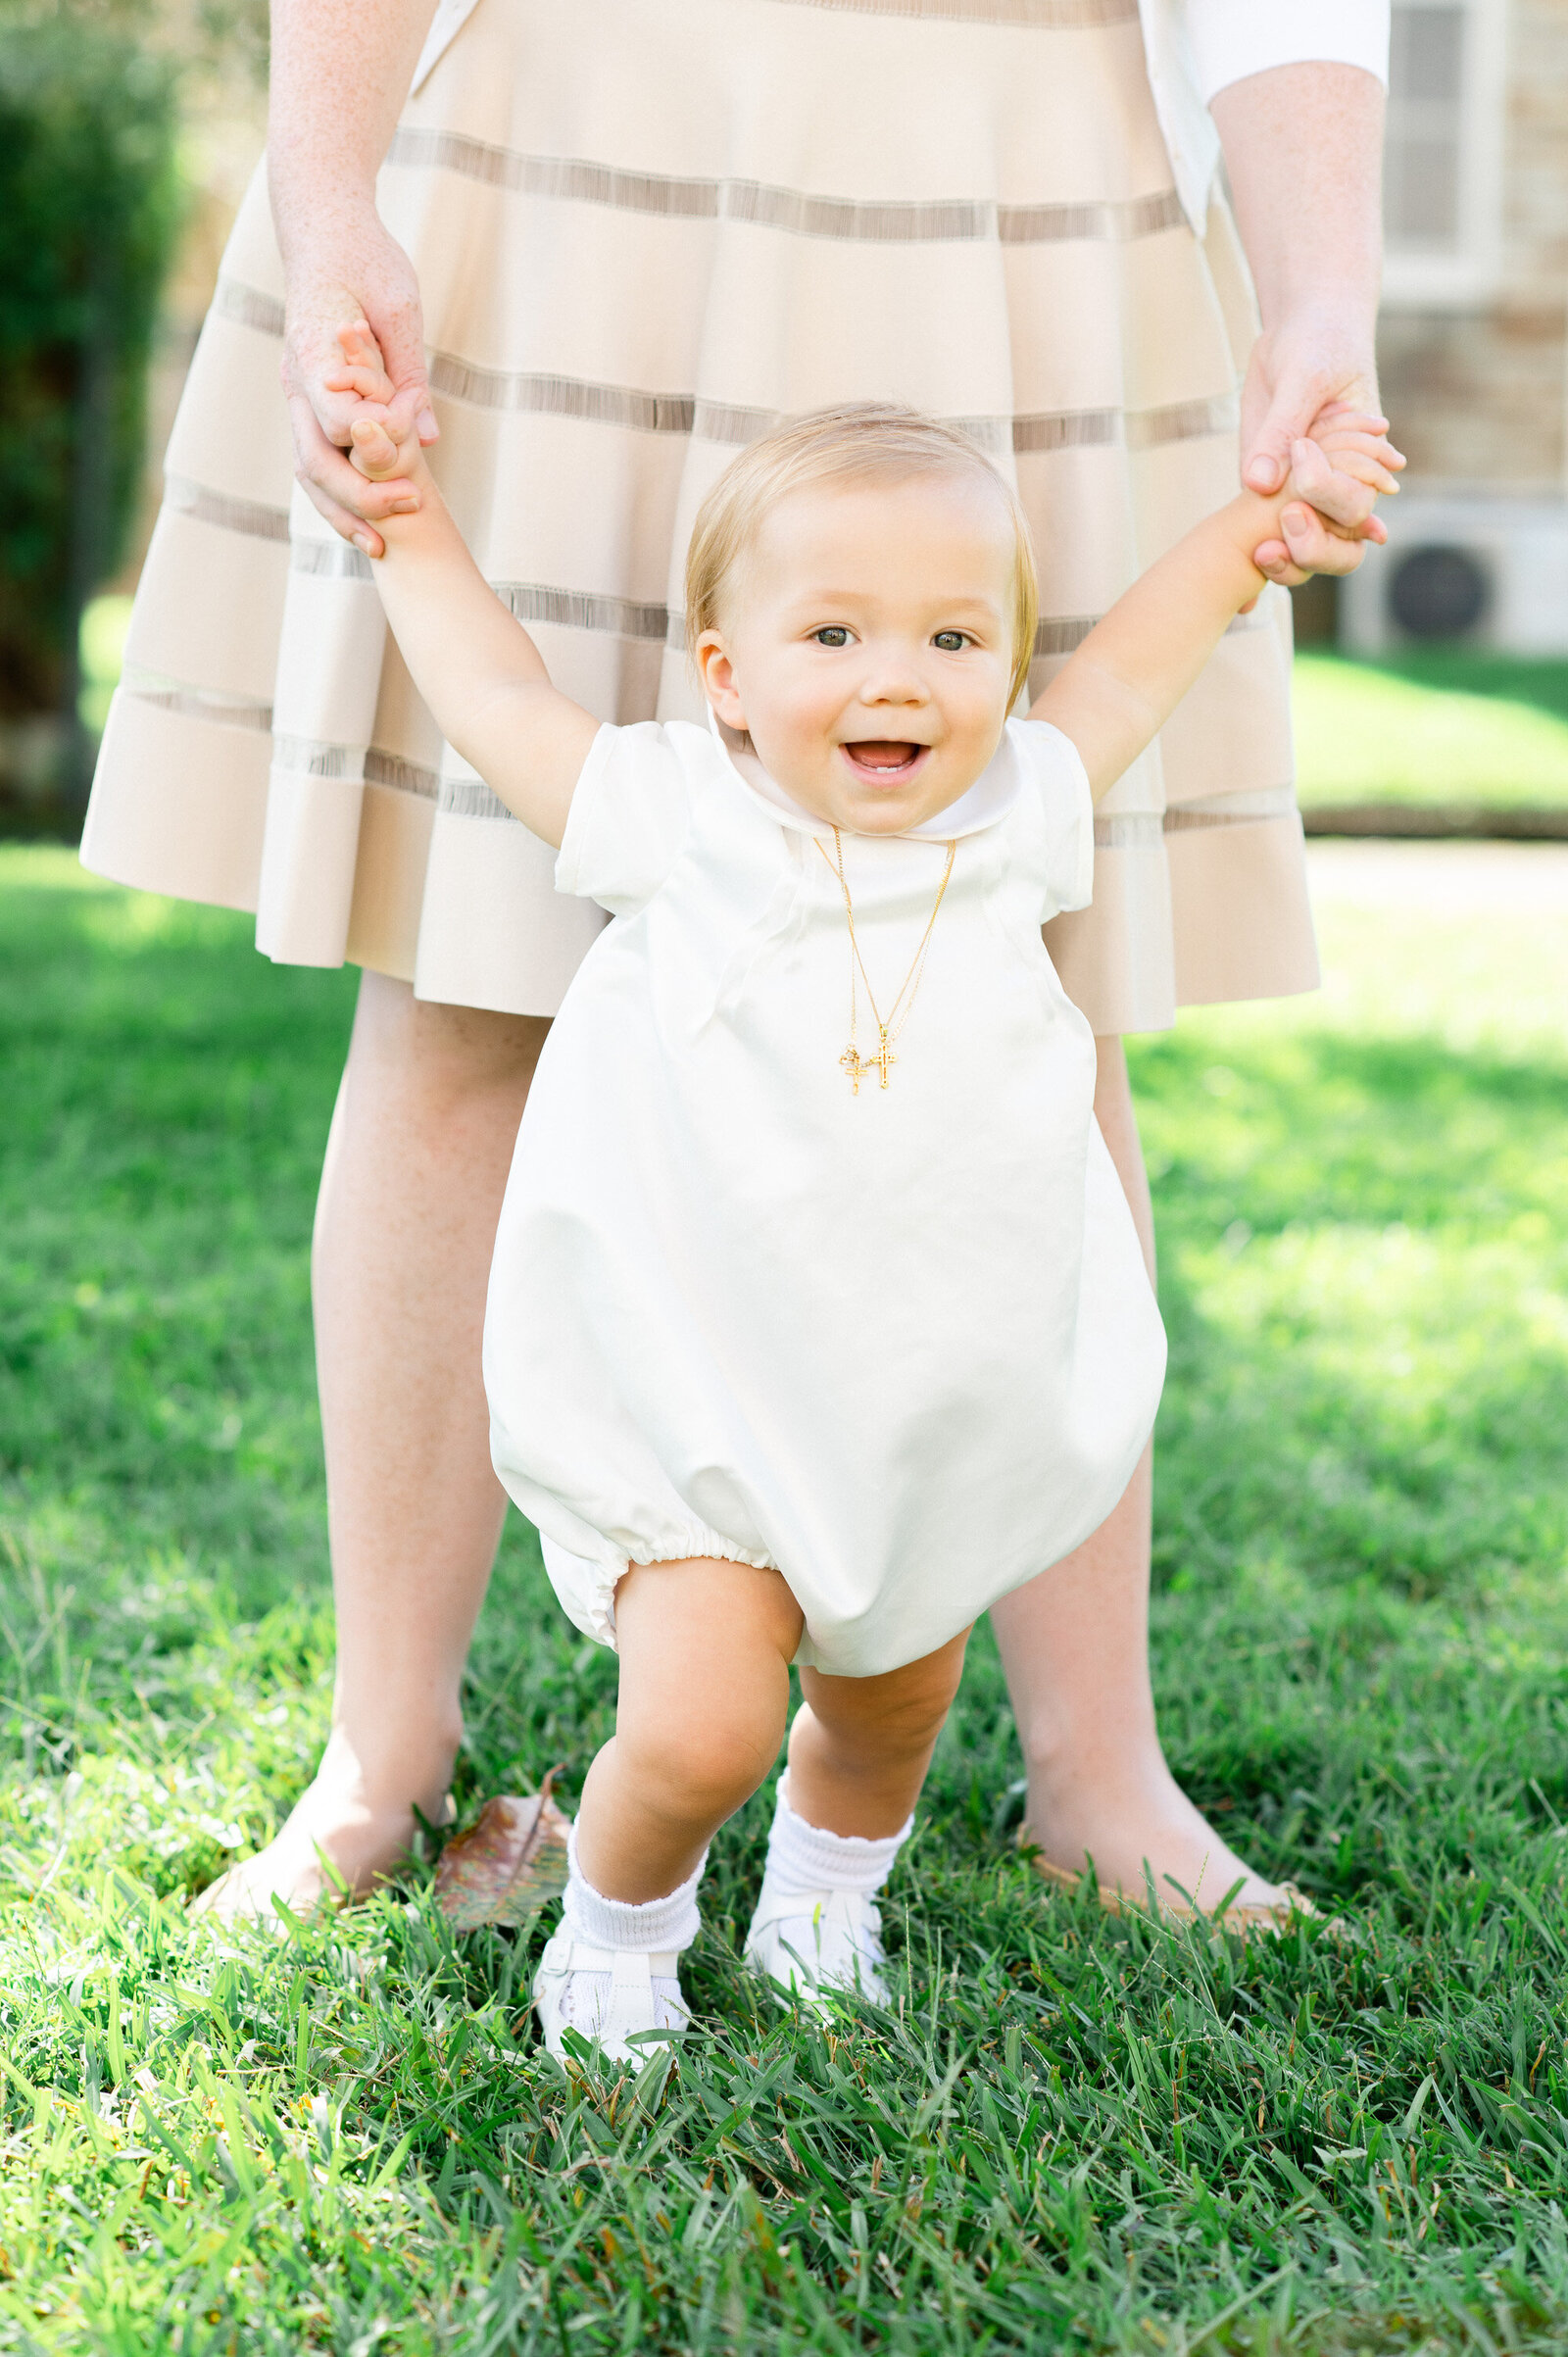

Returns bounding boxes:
[750,1780,913,1993]
[553,1826,704,2034]
[761,1780,913,1896]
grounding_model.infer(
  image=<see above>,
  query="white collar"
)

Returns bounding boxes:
[707,710,1024,843]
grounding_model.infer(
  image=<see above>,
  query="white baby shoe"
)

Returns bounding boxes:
[744,1884,888,2010]
[533,1929,690,2068]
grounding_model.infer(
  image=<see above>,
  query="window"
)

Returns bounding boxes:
[1381,0,1507,306]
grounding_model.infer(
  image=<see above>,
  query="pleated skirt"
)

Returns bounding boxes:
[82,0,1319,1034]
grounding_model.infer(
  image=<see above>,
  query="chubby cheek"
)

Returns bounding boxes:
[760,684,847,765]
[945,694,1007,765]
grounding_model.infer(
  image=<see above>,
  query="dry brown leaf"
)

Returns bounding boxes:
[434,1775,572,1930]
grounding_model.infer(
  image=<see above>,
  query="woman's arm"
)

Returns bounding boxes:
[1211,61,1389,582]
[345,341,600,845]
[269,0,439,554]
[1032,415,1399,802]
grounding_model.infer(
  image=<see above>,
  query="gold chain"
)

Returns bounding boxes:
[816,826,957,1093]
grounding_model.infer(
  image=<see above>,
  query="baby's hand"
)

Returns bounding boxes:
[327,320,427,500]
[1298,405,1403,511]
[1255,407,1405,584]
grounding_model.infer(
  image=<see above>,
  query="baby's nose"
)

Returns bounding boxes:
[862,665,928,703]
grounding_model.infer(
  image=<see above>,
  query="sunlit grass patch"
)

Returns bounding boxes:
[1294,655,1568,810]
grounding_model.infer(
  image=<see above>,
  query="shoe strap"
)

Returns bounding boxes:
[749,1886,879,1937]
[542,1935,683,1978]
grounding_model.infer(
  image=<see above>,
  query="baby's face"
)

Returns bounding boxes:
[698,475,1018,835]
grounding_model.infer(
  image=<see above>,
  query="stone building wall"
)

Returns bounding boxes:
[1377,0,1568,493]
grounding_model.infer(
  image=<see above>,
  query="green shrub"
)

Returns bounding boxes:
[0,21,181,724]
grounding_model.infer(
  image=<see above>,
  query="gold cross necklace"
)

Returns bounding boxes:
[816,826,957,1093]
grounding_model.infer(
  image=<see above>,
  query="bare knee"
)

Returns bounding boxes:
[620,1707,780,1831]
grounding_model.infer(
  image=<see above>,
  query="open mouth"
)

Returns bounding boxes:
[839,740,928,785]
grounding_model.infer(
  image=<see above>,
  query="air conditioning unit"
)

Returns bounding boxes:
[1338,495,1568,656]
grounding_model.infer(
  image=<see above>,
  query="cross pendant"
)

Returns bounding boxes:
[839,1044,865,1095]
[870,1030,896,1089]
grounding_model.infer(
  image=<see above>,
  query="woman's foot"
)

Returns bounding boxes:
[192,1731,453,1923]
[1019,1766,1298,1926]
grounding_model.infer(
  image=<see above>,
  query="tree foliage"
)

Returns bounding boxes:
[0,18,182,717]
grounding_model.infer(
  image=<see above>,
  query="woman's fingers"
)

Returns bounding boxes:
[1237,319,1380,485]
[358,282,437,445]
[295,477,385,561]
[1287,438,1370,526]
[288,393,413,539]
[280,228,437,541]
[1308,416,1406,485]
[1313,401,1392,431]
[1307,444,1403,499]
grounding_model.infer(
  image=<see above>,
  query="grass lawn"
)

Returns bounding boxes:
[3,844,1568,2353]
[1293,655,1568,811]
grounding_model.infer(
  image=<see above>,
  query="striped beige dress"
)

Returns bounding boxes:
[82,0,1318,1036]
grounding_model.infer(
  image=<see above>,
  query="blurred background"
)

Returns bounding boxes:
[0,0,1564,837]
[0,0,264,831]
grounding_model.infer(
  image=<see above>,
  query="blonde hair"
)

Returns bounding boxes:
[685,402,1039,712]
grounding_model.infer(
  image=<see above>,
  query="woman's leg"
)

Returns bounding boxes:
[199,971,549,1918]
[989,1035,1290,1915]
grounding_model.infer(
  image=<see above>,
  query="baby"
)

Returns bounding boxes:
[337,329,1398,2065]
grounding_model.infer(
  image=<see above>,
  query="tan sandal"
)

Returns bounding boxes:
[1016,1829,1328,1937]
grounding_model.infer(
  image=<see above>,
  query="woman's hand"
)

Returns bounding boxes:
[1208,62,1393,590]
[282,205,437,558]
[1241,312,1397,583]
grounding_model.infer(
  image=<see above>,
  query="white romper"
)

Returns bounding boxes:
[484,715,1168,1680]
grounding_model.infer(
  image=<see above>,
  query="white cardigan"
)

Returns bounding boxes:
[410,0,1392,238]
[1144,0,1391,231]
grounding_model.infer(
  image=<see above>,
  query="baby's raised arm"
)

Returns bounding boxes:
[1033,412,1403,804]
[334,325,599,847]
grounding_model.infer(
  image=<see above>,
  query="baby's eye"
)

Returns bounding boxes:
[812,627,851,649]
[932,630,968,653]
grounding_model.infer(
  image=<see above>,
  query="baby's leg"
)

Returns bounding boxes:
[791,1632,972,1837]
[576,1556,804,1898]
[535,1557,802,2065]
[746,1632,971,2007]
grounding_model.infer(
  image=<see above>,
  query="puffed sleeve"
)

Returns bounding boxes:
[1184,0,1391,105]
[1011,718,1095,922]
[555,722,698,919]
